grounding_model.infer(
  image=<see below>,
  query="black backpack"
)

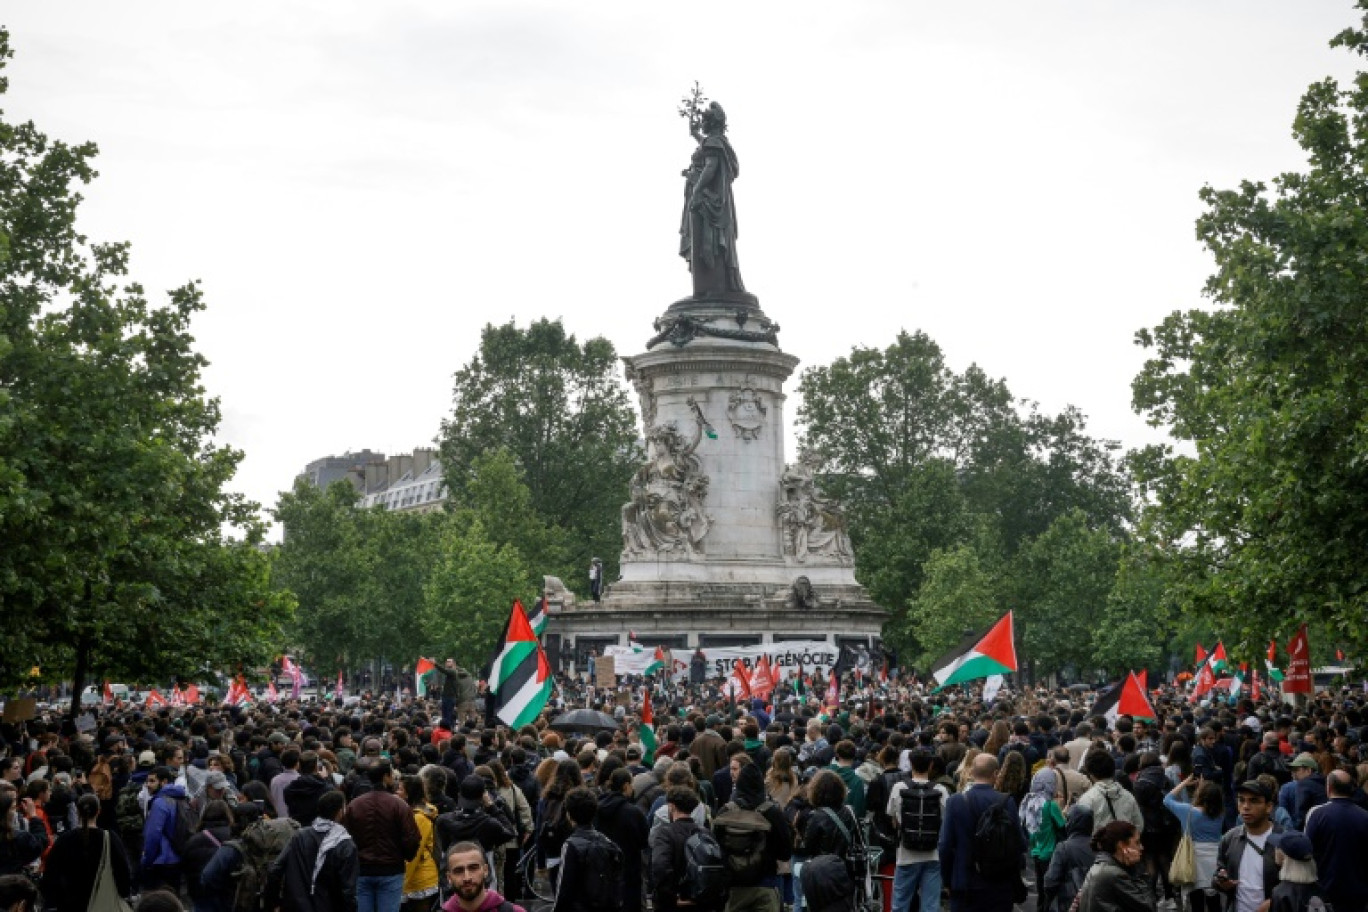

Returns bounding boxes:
[565,829,624,912]
[711,801,774,883]
[1249,751,1291,786]
[799,853,856,912]
[899,781,942,852]
[971,795,1018,882]
[165,794,195,856]
[681,829,729,906]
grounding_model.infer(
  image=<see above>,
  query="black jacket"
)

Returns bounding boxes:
[284,774,334,826]
[1216,822,1284,910]
[0,814,47,874]
[726,765,793,886]
[648,817,719,912]
[43,827,131,912]
[435,802,517,857]
[802,805,859,859]
[552,825,621,912]
[1044,805,1095,912]
[182,823,233,902]
[597,791,649,880]
[264,823,359,912]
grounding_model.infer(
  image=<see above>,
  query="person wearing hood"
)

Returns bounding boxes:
[1077,752,1143,834]
[598,769,649,912]
[264,789,359,912]
[181,799,234,912]
[722,762,792,912]
[1021,768,1067,912]
[1044,804,1095,912]
[1075,820,1154,912]
[140,765,189,893]
[284,752,334,827]
[742,722,771,775]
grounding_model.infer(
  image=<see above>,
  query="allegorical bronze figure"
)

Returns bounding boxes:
[679,86,746,300]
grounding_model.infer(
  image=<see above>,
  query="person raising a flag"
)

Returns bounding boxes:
[423,657,476,729]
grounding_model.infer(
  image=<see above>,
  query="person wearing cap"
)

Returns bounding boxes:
[1215,780,1284,912]
[255,732,290,788]
[1304,769,1368,912]
[1287,752,1326,829]
[1268,832,1323,912]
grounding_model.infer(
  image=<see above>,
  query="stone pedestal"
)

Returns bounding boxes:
[546,298,884,654]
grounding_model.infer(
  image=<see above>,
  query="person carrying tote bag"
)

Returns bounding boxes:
[1168,806,1196,888]
[87,830,134,912]
[1163,776,1223,912]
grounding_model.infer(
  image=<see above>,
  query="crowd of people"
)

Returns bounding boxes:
[0,667,1366,912]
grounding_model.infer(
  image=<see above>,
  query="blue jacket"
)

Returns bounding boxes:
[1293,773,1327,829]
[1304,797,1368,905]
[142,783,188,867]
[938,783,1023,895]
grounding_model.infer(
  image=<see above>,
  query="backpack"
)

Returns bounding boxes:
[565,829,624,912]
[165,794,196,856]
[899,781,942,852]
[971,795,1018,882]
[116,782,144,842]
[230,817,300,912]
[711,801,774,882]
[681,829,729,906]
[1249,751,1291,786]
[798,853,856,912]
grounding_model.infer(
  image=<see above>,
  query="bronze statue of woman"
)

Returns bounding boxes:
[679,102,747,299]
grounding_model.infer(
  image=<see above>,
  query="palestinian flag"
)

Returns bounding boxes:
[1210,641,1228,673]
[793,672,807,704]
[645,646,666,676]
[1090,673,1156,723]
[415,657,438,698]
[521,597,547,638]
[639,688,658,765]
[225,674,252,707]
[1195,644,1208,667]
[490,601,553,728]
[931,611,1018,690]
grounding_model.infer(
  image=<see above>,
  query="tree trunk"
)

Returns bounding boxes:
[69,629,92,719]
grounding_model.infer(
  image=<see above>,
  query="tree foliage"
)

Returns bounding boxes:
[1132,8,1368,647]
[0,30,290,708]
[798,330,1131,664]
[438,319,641,587]
[423,516,528,671]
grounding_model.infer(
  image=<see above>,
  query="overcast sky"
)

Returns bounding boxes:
[5,2,1362,534]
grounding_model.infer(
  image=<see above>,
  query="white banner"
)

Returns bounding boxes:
[982,674,1004,704]
[602,641,840,684]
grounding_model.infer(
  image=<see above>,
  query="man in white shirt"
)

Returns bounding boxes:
[1215,780,1283,912]
[887,748,948,912]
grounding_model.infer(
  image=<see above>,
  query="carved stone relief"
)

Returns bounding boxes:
[622,397,714,560]
[784,575,819,610]
[727,387,767,442]
[777,451,854,566]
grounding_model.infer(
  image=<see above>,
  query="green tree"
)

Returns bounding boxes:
[1006,510,1122,679]
[905,542,1000,670]
[1092,546,1172,678]
[460,447,571,587]
[798,330,1130,657]
[0,31,290,709]
[438,319,641,587]
[423,516,528,669]
[1132,7,1368,647]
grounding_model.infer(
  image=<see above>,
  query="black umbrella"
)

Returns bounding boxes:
[549,709,620,733]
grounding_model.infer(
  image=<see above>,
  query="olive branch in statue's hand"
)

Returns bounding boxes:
[678,81,708,139]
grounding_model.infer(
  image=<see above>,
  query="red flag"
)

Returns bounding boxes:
[1267,639,1277,665]
[824,669,839,709]
[103,681,114,706]
[880,657,889,684]
[1211,642,1228,668]
[1190,662,1216,702]
[336,669,346,698]
[641,688,654,727]
[184,684,200,704]
[1250,668,1261,701]
[1284,625,1312,694]
[169,686,185,707]
[1336,648,1346,662]
[749,655,776,699]
[145,689,167,708]
[1195,644,1208,666]
[1136,669,1148,692]
[733,660,753,699]
[267,680,279,703]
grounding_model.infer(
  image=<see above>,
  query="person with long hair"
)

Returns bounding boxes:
[537,758,582,886]
[487,759,533,902]
[1164,775,1224,912]
[955,748,981,793]
[1076,820,1154,912]
[398,774,439,912]
[43,792,133,911]
[0,787,46,876]
[996,750,1029,806]
[983,720,1011,760]
[1165,741,1193,790]
[765,748,799,808]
